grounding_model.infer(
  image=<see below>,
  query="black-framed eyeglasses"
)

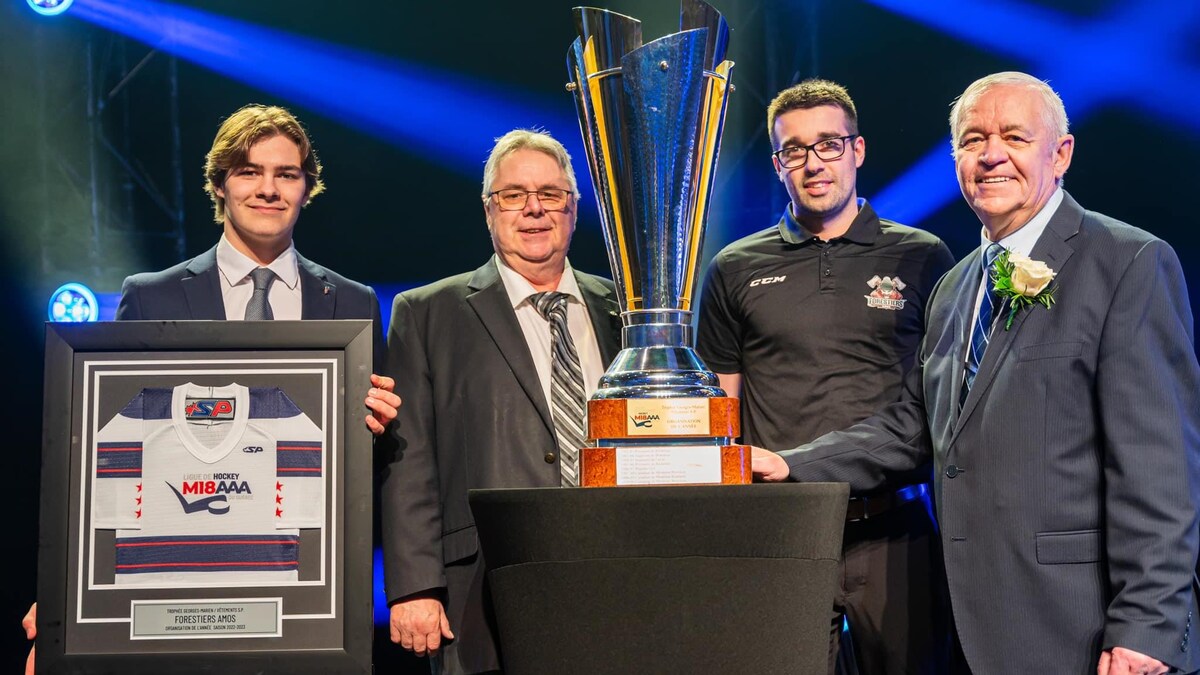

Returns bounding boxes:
[487,188,573,212]
[772,135,858,169]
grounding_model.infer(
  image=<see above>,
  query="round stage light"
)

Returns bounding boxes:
[27,0,74,17]
[48,283,98,323]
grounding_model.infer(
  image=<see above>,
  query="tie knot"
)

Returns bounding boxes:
[250,267,276,291]
[983,243,1005,270]
[531,291,570,320]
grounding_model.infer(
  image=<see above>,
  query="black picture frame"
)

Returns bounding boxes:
[36,320,373,674]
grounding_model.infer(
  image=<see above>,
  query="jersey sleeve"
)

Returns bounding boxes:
[91,394,145,531]
[268,389,326,530]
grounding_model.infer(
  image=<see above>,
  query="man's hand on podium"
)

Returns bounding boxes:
[390,595,454,658]
[751,446,790,482]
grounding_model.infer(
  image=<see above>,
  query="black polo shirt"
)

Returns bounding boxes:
[697,200,955,461]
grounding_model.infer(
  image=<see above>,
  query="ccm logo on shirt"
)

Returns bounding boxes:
[749,275,786,287]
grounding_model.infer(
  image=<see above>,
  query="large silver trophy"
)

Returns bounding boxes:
[567,0,749,486]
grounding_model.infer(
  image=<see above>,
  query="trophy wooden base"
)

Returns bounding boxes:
[580,444,751,487]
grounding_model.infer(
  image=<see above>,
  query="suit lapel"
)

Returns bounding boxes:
[954,193,1082,437]
[181,247,227,320]
[466,259,555,435]
[297,253,337,320]
[575,271,623,365]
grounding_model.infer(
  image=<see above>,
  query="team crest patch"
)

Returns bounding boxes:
[864,276,907,310]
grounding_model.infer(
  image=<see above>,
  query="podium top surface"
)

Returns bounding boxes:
[468,483,849,567]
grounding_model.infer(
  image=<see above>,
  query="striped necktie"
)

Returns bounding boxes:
[961,243,1005,407]
[531,291,585,487]
[244,267,276,320]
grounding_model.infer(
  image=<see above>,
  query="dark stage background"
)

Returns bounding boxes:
[3,0,1198,670]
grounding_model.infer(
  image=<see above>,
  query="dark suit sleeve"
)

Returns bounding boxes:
[379,292,446,604]
[367,286,385,373]
[114,276,143,320]
[1095,240,1200,666]
[780,274,946,492]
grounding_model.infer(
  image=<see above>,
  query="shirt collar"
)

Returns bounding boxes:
[494,256,583,309]
[978,186,1063,258]
[777,198,880,246]
[216,234,300,290]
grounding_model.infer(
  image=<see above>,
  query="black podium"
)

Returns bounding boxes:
[468,483,848,674]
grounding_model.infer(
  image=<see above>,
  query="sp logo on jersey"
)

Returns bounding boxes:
[184,397,236,420]
[864,276,907,311]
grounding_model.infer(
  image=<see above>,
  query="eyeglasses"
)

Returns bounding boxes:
[772,135,858,169]
[487,188,573,211]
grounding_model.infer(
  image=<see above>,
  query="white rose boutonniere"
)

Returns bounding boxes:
[992,250,1057,330]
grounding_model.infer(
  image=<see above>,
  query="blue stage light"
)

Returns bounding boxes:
[68,0,585,192]
[27,0,74,16]
[864,0,1200,226]
[48,282,99,323]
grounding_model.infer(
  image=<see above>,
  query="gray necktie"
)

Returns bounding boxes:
[244,267,276,321]
[531,291,585,487]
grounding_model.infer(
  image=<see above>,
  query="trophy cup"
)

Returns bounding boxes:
[567,0,749,486]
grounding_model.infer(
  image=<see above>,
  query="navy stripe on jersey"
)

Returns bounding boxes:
[96,442,143,478]
[114,533,299,574]
[249,387,304,419]
[276,441,322,476]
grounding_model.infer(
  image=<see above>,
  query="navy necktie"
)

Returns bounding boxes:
[961,243,1005,407]
[244,267,276,321]
[530,291,585,487]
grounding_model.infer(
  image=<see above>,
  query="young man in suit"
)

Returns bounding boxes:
[380,129,621,674]
[24,105,400,675]
[753,72,1200,675]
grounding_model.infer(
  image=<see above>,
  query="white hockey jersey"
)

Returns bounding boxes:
[92,382,324,585]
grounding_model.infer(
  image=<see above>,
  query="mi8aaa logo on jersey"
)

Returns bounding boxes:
[167,482,231,515]
[864,276,907,311]
[184,397,236,420]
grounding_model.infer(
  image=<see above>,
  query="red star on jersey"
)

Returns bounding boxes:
[136,496,142,505]
[275,494,282,505]
[275,507,283,518]
[276,481,283,492]
[136,483,142,492]
[135,509,142,519]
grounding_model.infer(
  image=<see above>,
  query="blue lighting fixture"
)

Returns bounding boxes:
[865,0,1200,225]
[27,0,74,16]
[48,282,99,323]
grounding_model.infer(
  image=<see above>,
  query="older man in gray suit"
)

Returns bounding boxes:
[754,72,1200,675]
[380,129,621,674]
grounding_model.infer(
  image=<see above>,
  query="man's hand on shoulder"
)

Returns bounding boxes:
[365,374,401,436]
[1097,647,1169,675]
[390,595,454,657]
[751,446,790,482]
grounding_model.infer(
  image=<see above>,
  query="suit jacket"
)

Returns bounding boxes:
[379,258,621,674]
[785,192,1200,674]
[116,245,384,368]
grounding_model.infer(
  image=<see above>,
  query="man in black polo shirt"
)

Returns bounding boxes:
[696,79,954,674]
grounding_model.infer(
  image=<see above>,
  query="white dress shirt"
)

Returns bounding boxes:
[216,234,303,320]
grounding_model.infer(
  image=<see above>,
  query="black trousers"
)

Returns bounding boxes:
[829,496,952,675]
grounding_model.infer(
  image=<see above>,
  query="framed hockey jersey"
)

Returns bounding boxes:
[37,320,373,674]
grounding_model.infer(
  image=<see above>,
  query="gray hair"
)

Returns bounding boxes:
[948,72,1070,154]
[481,129,580,200]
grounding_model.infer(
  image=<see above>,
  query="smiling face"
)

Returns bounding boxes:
[954,84,1074,240]
[771,104,865,234]
[215,134,309,264]
[485,148,577,284]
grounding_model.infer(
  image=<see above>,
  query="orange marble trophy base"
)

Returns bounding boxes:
[581,397,749,487]
[580,444,751,487]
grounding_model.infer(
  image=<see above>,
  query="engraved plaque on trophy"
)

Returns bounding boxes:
[567,0,749,486]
